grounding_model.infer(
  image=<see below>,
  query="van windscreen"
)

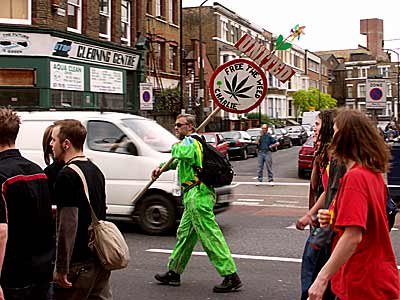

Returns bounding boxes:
[123,119,178,153]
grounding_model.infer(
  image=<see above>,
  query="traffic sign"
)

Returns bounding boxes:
[140,82,153,110]
[210,59,268,113]
[366,79,387,109]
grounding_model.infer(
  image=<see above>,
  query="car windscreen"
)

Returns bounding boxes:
[222,131,241,140]
[275,128,285,134]
[202,134,216,143]
[122,118,178,153]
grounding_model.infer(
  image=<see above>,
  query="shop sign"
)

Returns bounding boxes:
[50,61,84,91]
[139,83,153,110]
[53,39,139,70]
[0,32,51,55]
[90,67,123,94]
[0,31,140,71]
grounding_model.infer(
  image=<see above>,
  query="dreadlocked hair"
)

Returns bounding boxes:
[314,109,337,170]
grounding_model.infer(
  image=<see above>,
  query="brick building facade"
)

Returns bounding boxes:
[0,0,144,112]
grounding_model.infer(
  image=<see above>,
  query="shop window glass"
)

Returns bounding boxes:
[0,88,39,106]
[51,90,83,107]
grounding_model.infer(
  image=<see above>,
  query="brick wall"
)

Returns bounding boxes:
[30,0,142,46]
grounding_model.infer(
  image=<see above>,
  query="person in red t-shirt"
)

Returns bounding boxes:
[309,109,400,300]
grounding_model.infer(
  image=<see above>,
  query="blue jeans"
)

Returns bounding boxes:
[257,150,273,182]
[3,282,50,300]
[300,234,335,300]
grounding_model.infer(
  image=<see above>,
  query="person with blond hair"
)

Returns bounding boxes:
[309,109,399,300]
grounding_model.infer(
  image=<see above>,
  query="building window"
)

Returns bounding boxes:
[146,0,152,14]
[221,20,228,41]
[99,0,111,39]
[169,0,177,24]
[359,67,368,78]
[121,0,131,45]
[357,83,366,98]
[387,82,392,97]
[223,54,229,63]
[346,84,353,98]
[169,45,177,71]
[346,68,352,79]
[0,0,31,24]
[378,66,390,77]
[156,0,165,18]
[67,0,81,33]
[156,42,165,71]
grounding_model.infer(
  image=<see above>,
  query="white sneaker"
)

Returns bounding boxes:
[269,181,274,187]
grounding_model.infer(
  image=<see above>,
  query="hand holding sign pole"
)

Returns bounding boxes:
[131,59,268,205]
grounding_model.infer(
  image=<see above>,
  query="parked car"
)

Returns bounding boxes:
[298,135,315,178]
[274,127,292,149]
[221,130,258,160]
[201,132,229,159]
[16,111,234,235]
[285,125,308,146]
[301,124,314,137]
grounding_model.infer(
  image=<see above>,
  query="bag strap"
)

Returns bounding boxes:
[67,163,99,224]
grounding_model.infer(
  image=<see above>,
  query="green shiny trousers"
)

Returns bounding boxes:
[168,184,237,276]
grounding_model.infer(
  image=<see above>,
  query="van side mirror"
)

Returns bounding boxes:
[126,142,138,156]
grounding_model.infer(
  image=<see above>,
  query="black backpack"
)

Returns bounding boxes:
[191,135,234,188]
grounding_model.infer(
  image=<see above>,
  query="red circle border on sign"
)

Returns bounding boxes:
[209,58,268,114]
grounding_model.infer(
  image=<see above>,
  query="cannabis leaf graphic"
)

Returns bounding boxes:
[223,74,252,102]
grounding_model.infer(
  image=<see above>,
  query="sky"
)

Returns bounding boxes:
[183,0,400,58]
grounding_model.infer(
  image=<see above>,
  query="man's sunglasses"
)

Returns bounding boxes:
[175,123,188,128]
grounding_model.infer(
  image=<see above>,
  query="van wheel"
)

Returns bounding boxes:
[138,194,176,235]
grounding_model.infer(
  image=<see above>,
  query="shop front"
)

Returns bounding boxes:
[0,29,142,111]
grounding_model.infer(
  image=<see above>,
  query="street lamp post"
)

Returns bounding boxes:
[198,0,208,123]
[385,49,400,120]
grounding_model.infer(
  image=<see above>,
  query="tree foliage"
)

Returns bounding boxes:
[246,113,284,126]
[153,86,182,114]
[293,88,337,115]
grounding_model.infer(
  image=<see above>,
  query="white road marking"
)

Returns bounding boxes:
[232,202,307,208]
[234,193,306,199]
[276,200,299,204]
[286,223,310,230]
[146,249,301,263]
[236,199,263,202]
[146,249,400,270]
[232,202,261,206]
[234,181,309,186]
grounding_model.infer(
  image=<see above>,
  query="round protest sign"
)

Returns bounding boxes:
[210,58,268,113]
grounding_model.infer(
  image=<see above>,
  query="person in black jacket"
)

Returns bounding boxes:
[0,108,54,300]
[51,119,112,300]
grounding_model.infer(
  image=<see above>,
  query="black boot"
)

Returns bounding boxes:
[213,273,242,293]
[155,270,181,286]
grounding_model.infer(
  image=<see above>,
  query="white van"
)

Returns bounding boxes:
[301,111,320,127]
[16,111,234,234]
